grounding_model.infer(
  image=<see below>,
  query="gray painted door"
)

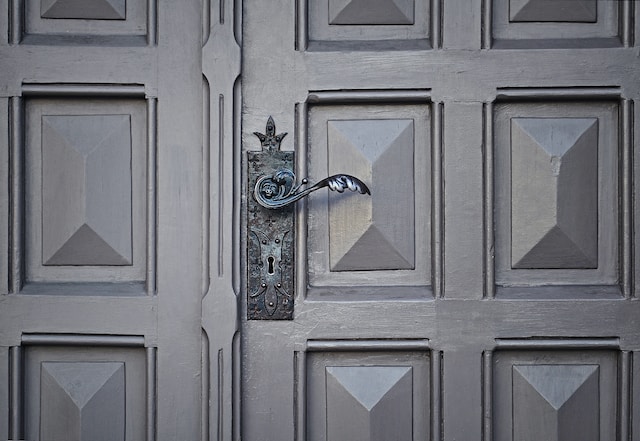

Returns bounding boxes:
[241,1,640,441]
[0,1,205,440]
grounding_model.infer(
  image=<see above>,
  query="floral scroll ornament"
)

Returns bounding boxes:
[252,117,370,210]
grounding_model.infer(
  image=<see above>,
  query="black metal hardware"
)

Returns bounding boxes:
[247,117,370,320]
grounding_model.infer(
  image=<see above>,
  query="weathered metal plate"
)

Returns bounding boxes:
[247,150,294,320]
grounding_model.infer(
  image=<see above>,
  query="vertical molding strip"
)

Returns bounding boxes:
[483,102,495,299]
[202,77,211,296]
[294,351,307,441]
[146,347,157,441]
[10,97,23,294]
[481,0,492,49]
[622,0,632,47]
[431,351,442,441]
[622,99,632,298]
[201,331,210,441]
[431,0,441,49]
[432,102,443,298]
[147,0,158,46]
[482,350,493,441]
[218,94,226,278]
[295,0,308,51]
[147,98,158,296]
[295,102,309,299]
[619,351,631,441]
[9,346,23,441]
[217,349,224,441]
[9,0,22,45]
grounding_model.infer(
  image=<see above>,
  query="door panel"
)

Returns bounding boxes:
[1,1,203,440]
[242,1,639,441]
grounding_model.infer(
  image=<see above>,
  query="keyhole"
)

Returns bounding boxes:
[268,256,275,275]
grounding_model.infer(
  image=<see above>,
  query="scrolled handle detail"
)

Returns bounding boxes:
[254,169,370,209]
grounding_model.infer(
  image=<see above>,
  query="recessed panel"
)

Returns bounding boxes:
[307,349,430,441]
[23,0,148,45]
[492,0,620,48]
[24,345,147,441]
[493,350,617,441]
[493,101,618,292]
[308,0,429,50]
[307,103,430,293]
[25,98,147,285]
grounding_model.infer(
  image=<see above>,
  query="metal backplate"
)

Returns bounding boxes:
[247,150,294,320]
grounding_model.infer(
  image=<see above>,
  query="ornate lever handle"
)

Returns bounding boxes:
[251,116,370,210]
[254,169,370,209]
[247,116,370,320]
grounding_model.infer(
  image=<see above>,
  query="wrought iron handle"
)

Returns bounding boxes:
[254,169,370,209]
[247,116,370,320]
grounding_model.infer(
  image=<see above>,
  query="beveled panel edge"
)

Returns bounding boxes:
[431,350,443,441]
[9,97,24,294]
[147,0,158,47]
[489,0,624,49]
[14,0,156,46]
[9,0,22,45]
[307,339,430,352]
[483,102,495,298]
[21,333,146,347]
[432,102,443,298]
[307,89,432,104]
[295,102,309,302]
[294,350,306,441]
[619,350,631,441]
[22,83,146,97]
[482,350,493,441]
[301,0,436,51]
[621,99,633,298]
[303,92,434,294]
[146,346,157,441]
[17,85,155,290]
[495,86,623,101]
[494,337,621,350]
[9,346,23,440]
[487,91,627,295]
[481,0,492,49]
[146,98,158,295]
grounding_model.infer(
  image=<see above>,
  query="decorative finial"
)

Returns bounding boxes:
[253,116,287,151]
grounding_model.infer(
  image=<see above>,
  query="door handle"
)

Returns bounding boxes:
[254,169,370,209]
[247,117,370,320]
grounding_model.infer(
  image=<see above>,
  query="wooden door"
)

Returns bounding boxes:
[0,1,206,439]
[241,1,640,440]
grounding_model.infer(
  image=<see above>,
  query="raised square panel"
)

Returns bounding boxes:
[24,345,147,441]
[25,98,147,284]
[492,0,620,48]
[42,115,132,266]
[329,0,414,25]
[510,118,598,269]
[307,0,430,50]
[493,350,618,441]
[307,103,431,294]
[41,0,126,20]
[40,362,125,440]
[509,0,597,23]
[22,0,148,45]
[493,101,618,292]
[306,349,430,441]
